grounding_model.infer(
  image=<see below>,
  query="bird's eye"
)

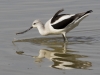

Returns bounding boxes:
[34,23,36,25]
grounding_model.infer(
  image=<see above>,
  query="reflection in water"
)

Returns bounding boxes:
[13,37,92,70]
[13,36,95,45]
[34,51,91,70]
[33,43,91,70]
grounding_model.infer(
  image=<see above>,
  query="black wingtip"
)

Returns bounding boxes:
[60,8,64,12]
[86,10,93,13]
[56,9,64,15]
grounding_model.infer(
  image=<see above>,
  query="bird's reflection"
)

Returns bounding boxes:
[13,37,92,70]
[33,43,91,70]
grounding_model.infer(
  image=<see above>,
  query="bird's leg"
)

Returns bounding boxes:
[62,42,68,53]
[62,33,68,42]
[66,37,68,42]
[62,34,66,42]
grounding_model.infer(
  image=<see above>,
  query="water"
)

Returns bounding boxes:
[0,0,100,75]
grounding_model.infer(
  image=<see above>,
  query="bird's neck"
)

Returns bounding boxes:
[37,23,47,36]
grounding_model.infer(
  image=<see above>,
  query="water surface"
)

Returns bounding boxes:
[0,0,100,75]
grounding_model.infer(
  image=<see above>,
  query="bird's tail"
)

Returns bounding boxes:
[74,10,93,23]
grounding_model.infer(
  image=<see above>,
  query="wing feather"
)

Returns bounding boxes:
[51,9,67,23]
[51,14,77,29]
[51,10,93,29]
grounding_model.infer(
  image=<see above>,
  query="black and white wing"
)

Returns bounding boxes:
[51,9,93,29]
[51,9,66,23]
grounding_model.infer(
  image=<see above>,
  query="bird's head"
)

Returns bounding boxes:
[32,19,41,28]
[15,19,39,35]
[16,19,42,35]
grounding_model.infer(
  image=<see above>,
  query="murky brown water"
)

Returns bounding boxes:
[0,0,100,75]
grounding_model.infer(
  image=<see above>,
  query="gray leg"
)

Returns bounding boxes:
[63,42,68,53]
[62,32,68,42]
[62,34,66,42]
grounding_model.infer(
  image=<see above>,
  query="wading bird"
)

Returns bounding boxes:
[16,9,93,42]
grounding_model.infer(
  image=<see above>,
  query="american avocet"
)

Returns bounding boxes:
[16,9,93,42]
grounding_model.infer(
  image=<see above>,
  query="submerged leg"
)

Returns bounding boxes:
[62,42,68,53]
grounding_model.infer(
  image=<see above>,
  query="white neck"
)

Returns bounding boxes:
[37,23,48,36]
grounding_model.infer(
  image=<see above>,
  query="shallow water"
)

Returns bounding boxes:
[0,0,100,75]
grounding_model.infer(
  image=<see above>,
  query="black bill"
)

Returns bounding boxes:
[16,26,33,35]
